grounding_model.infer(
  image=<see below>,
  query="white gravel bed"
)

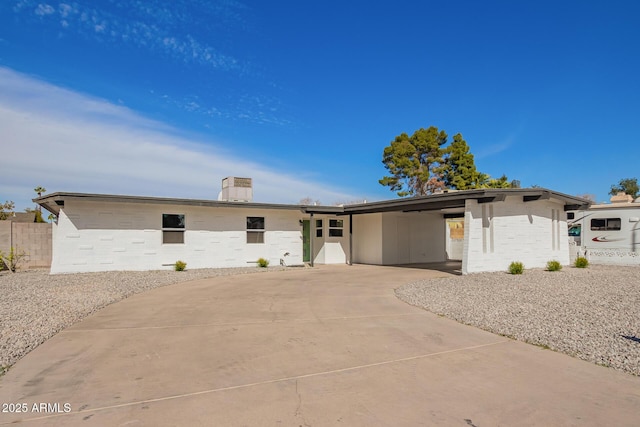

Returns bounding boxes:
[0,266,289,370]
[396,264,640,376]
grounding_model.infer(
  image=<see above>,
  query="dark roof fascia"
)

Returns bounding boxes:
[33,188,592,217]
[33,192,311,216]
[300,206,345,215]
[340,188,591,215]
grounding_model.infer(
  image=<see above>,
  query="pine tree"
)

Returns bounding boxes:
[442,133,481,190]
[379,126,447,196]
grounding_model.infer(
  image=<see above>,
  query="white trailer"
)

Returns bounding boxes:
[568,202,640,265]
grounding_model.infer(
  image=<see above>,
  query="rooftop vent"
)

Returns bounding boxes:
[220,177,253,202]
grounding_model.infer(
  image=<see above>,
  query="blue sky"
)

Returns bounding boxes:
[2,0,639,211]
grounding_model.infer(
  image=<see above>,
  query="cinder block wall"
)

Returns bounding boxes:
[0,222,11,256]
[462,197,570,274]
[0,222,52,269]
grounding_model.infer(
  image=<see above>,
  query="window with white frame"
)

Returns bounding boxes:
[247,216,265,243]
[316,219,323,237]
[328,218,343,237]
[162,214,185,244]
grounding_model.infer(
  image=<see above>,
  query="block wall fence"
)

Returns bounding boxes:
[0,221,52,269]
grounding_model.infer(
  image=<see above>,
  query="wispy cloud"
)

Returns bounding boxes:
[11,0,245,71]
[0,67,356,210]
[474,123,526,159]
[8,1,292,127]
[475,138,513,159]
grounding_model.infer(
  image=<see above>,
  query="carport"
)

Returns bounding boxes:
[305,188,590,274]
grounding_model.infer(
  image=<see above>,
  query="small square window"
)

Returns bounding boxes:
[163,230,184,244]
[328,218,343,237]
[247,217,265,244]
[247,217,265,230]
[329,219,343,228]
[316,219,323,237]
[163,214,185,229]
[162,214,185,244]
[247,231,265,244]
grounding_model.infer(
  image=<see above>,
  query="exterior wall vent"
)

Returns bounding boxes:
[220,177,253,202]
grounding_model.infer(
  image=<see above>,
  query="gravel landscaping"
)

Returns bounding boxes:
[396,264,640,376]
[0,266,289,371]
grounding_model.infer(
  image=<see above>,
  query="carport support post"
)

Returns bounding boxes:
[349,214,353,265]
[310,213,314,267]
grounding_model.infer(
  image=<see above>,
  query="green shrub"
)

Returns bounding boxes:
[508,261,524,275]
[546,260,562,272]
[257,257,269,268]
[34,210,46,223]
[174,260,187,271]
[574,256,589,268]
[0,246,28,273]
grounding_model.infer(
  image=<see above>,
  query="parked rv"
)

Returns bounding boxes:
[568,201,640,265]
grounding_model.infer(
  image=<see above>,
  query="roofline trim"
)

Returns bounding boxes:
[34,188,592,217]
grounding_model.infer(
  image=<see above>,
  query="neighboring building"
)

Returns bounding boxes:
[568,193,640,265]
[34,187,589,275]
[4,212,38,223]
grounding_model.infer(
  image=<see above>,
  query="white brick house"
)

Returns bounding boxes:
[35,189,589,274]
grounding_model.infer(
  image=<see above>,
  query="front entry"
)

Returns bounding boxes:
[302,219,310,262]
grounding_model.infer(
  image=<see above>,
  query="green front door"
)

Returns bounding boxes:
[302,219,310,262]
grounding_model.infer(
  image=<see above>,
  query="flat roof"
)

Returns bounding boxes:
[33,192,334,216]
[338,188,591,215]
[34,188,591,217]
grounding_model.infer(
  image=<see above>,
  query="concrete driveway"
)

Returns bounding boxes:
[1,265,639,426]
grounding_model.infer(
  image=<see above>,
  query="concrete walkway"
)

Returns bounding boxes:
[1,265,638,426]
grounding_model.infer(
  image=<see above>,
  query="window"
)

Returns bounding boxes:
[568,225,581,237]
[315,219,323,237]
[329,218,343,237]
[567,213,575,220]
[591,218,621,231]
[247,216,265,243]
[162,214,185,244]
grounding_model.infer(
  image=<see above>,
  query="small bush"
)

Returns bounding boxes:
[257,257,269,268]
[508,261,524,275]
[174,260,187,271]
[546,260,562,272]
[0,246,28,273]
[574,256,589,268]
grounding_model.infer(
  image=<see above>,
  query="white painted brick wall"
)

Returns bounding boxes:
[50,200,322,273]
[462,197,570,274]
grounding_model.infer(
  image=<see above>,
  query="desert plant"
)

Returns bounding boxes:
[546,260,562,272]
[508,261,524,275]
[574,256,589,268]
[34,210,46,223]
[257,257,269,268]
[0,246,28,273]
[174,260,187,271]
